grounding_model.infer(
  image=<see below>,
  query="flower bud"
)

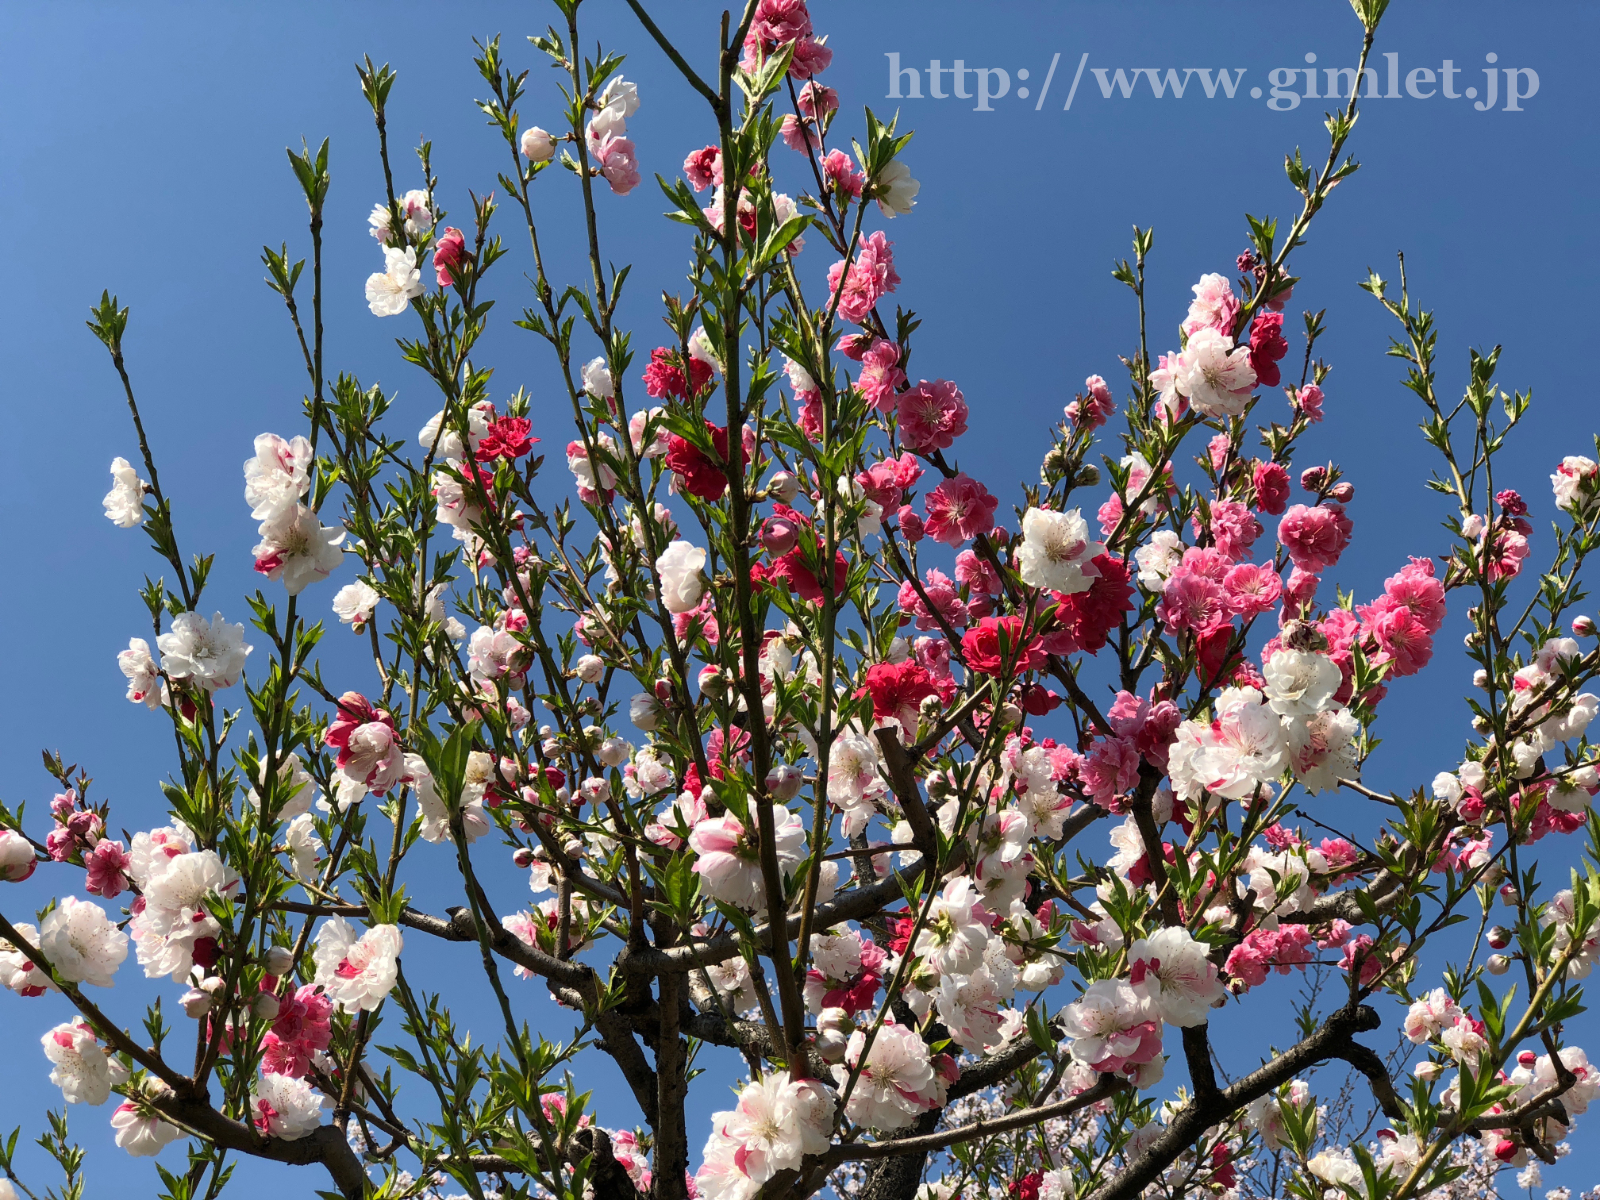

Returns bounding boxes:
[989,526,1009,546]
[253,992,282,1021]
[1575,615,1597,637]
[1329,481,1355,503]
[574,654,606,684]
[1472,669,1489,689]
[598,736,631,768]
[1518,1050,1538,1068]
[630,693,663,732]
[762,516,798,556]
[579,778,608,805]
[998,702,1023,729]
[1299,466,1327,492]
[766,764,804,801]
[1487,926,1512,950]
[768,471,800,503]
[1500,883,1519,907]
[180,988,213,1019]
[897,506,925,543]
[1485,954,1510,976]
[512,847,535,868]
[1413,1060,1443,1082]
[1075,463,1101,488]
[263,946,294,976]
[520,126,556,163]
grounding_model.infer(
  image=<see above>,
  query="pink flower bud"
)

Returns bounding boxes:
[253,993,282,1020]
[1328,481,1354,503]
[512,847,535,868]
[1299,466,1327,492]
[762,516,798,556]
[1486,954,1510,975]
[1574,615,1596,637]
[897,506,925,543]
[1487,926,1511,949]
[520,126,556,163]
[180,988,212,1019]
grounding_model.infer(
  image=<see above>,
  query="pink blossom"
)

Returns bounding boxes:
[1378,557,1446,633]
[683,146,722,191]
[1283,565,1319,617]
[1158,570,1233,637]
[897,568,968,630]
[954,548,1001,595]
[1296,384,1324,423]
[1366,605,1433,677]
[896,379,968,452]
[1066,375,1116,429]
[1081,737,1140,807]
[822,149,864,197]
[1223,562,1283,617]
[897,505,925,542]
[797,81,838,120]
[780,113,820,153]
[84,840,130,899]
[1277,503,1352,573]
[432,226,467,286]
[1247,311,1289,388]
[1253,461,1290,515]
[1199,499,1262,560]
[260,985,333,1077]
[923,474,998,547]
[856,453,921,510]
[856,339,905,411]
[1182,272,1240,338]
[589,133,640,195]
[826,231,900,324]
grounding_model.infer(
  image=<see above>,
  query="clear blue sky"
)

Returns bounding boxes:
[1,1,1596,1195]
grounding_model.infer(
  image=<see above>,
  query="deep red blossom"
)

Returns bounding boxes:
[475,417,538,462]
[962,616,1045,677]
[859,661,939,730]
[770,544,849,604]
[1045,554,1133,654]
[1247,311,1289,388]
[642,347,714,403]
[665,420,745,501]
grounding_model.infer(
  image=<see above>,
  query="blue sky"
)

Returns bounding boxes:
[1,0,1596,1195]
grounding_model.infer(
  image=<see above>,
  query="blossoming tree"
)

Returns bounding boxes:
[4,1,1599,1199]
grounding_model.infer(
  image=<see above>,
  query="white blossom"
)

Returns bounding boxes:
[1017,507,1102,594]
[312,917,402,1012]
[366,245,424,317]
[252,1071,324,1140]
[656,540,707,614]
[252,504,344,595]
[873,158,920,218]
[42,1021,112,1105]
[157,611,252,691]
[332,582,379,631]
[243,433,313,521]
[39,897,128,988]
[832,1021,943,1131]
[102,457,146,527]
[117,638,167,710]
